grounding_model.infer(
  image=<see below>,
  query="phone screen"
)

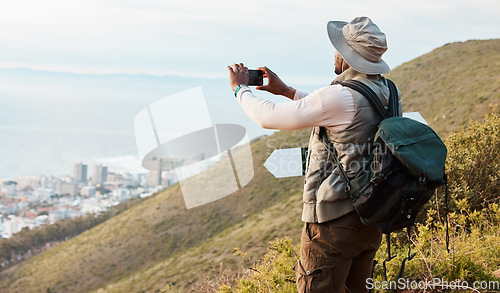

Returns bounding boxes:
[248,70,263,86]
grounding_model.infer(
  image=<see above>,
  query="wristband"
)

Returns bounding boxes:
[234,85,242,97]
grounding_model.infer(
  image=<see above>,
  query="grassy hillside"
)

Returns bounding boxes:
[0,129,309,293]
[386,39,500,137]
[0,39,498,292]
[209,108,500,292]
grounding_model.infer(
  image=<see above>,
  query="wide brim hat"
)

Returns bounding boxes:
[327,17,390,74]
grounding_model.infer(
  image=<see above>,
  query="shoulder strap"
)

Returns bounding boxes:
[318,126,351,192]
[387,79,400,117]
[336,79,399,118]
[318,79,399,190]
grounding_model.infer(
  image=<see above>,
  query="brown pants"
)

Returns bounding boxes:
[293,211,382,293]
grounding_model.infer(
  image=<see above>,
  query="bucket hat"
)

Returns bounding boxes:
[327,16,390,74]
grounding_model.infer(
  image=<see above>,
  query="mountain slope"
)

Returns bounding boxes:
[0,129,309,292]
[386,39,500,136]
[0,39,499,292]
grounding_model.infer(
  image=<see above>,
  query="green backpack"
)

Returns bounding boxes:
[320,79,448,279]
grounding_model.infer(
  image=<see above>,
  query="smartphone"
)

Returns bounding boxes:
[248,69,263,86]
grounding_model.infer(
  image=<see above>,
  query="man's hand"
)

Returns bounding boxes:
[256,66,296,100]
[227,63,249,91]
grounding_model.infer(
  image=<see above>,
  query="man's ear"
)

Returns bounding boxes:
[342,59,350,71]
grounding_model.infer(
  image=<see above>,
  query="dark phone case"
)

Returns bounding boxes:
[248,70,263,86]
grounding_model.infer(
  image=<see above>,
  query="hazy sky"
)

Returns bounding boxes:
[0,0,499,84]
[0,0,499,179]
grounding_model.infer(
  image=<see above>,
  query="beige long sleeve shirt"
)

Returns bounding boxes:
[236,84,356,132]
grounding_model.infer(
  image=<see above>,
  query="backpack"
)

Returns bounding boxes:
[319,78,448,279]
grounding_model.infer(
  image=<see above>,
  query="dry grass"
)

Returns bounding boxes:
[386,39,500,138]
[1,39,498,293]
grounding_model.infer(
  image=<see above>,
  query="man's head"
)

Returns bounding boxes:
[327,16,389,75]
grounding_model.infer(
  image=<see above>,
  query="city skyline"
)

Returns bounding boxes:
[0,159,174,239]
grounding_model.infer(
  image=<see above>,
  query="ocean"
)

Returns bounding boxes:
[0,68,285,180]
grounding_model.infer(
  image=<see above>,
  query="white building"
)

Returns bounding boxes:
[161,170,177,187]
[33,188,56,201]
[1,181,17,197]
[146,171,162,187]
[93,165,108,185]
[57,181,78,196]
[0,215,4,237]
[1,215,34,239]
[73,163,88,183]
[111,188,129,201]
[81,186,96,197]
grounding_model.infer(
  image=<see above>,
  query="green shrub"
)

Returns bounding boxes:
[226,237,299,293]
[215,108,500,292]
[374,204,500,291]
[371,108,500,289]
[444,107,500,212]
[218,206,500,293]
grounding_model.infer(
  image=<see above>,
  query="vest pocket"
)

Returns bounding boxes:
[316,168,350,202]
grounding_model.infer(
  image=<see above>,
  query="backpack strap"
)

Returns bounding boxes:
[336,79,399,119]
[387,79,400,117]
[321,79,403,281]
[318,79,399,191]
[382,233,396,282]
[397,227,417,279]
[444,174,450,253]
[318,126,351,192]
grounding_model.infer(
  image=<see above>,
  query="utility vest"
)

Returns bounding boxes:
[302,68,401,223]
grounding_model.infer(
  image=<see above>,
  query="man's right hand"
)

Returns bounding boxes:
[256,66,296,100]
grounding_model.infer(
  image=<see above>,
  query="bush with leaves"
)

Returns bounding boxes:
[374,203,500,292]
[444,107,500,212]
[221,237,298,293]
[213,108,500,292]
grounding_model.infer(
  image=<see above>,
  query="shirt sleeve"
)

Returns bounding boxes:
[293,90,309,101]
[236,85,355,131]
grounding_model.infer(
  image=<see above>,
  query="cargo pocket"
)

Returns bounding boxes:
[293,259,334,293]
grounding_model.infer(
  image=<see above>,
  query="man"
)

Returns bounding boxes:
[228,16,401,292]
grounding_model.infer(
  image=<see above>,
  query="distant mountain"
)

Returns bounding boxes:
[0,67,219,83]
[0,39,498,292]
